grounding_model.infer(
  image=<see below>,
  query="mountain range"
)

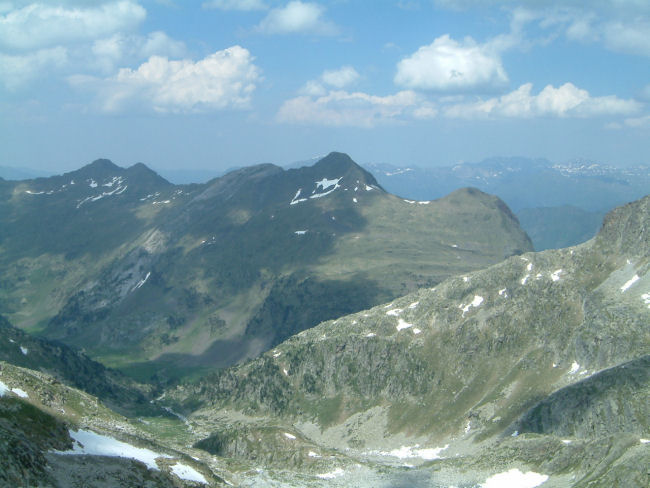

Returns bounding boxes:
[366,157,650,251]
[0,153,531,383]
[0,187,647,486]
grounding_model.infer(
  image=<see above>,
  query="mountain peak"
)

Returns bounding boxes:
[86,158,121,171]
[312,152,382,189]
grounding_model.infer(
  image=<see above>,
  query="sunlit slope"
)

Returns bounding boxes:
[0,152,532,381]
[166,195,649,487]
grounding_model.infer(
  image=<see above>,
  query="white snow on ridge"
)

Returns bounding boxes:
[621,274,640,292]
[480,468,548,488]
[498,288,508,297]
[11,388,28,398]
[55,430,172,470]
[89,179,98,188]
[569,361,580,374]
[386,308,402,316]
[521,274,530,285]
[551,269,563,282]
[170,463,207,484]
[290,189,307,205]
[642,293,650,308]
[0,380,9,396]
[459,295,484,316]
[373,444,448,461]
[315,177,341,190]
[283,433,296,440]
[20,346,28,355]
[317,468,345,479]
[133,272,151,291]
[294,230,307,235]
[396,318,413,331]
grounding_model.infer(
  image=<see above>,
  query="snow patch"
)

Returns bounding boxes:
[365,185,373,191]
[170,463,207,484]
[386,308,402,316]
[464,421,471,434]
[463,276,469,282]
[283,433,296,440]
[569,362,580,374]
[294,230,307,235]
[562,440,572,444]
[642,293,650,308]
[378,444,448,461]
[521,274,530,285]
[412,328,421,335]
[88,179,98,188]
[527,262,533,272]
[272,351,281,358]
[353,197,358,203]
[451,244,458,248]
[396,319,413,331]
[317,468,345,479]
[459,295,484,316]
[11,388,28,398]
[283,368,288,376]
[480,469,549,488]
[408,301,419,309]
[498,288,508,297]
[621,274,640,292]
[55,430,171,470]
[133,272,151,291]
[308,451,321,458]
[20,346,28,355]
[640,438,649,444]
[0,381,8,396]
[290,189,307,205]
[365,332,376,338]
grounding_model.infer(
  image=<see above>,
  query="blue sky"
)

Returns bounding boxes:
[1,0,649,174]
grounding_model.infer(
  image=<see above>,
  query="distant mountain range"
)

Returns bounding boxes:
[365,157,650,251]
[0,153,531,383]
[0,157,646,486]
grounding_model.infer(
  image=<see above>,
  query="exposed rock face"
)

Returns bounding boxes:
[166,195,649,486]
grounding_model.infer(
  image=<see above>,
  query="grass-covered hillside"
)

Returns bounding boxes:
[1,153,532,382]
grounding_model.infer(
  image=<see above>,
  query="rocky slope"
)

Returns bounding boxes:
[164,195,649,487]
[1,153,532,382]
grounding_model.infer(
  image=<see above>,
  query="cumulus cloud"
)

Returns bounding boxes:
[321,66,360,89]
[257,1,337,35]
[0,1,146,51]
[92,31,185,73]
[0,47,68,89]
[70,45,261,113]
[394,34,508,92]
[443,82,641,119]
[277,89,435,127]
[202,0,267,10]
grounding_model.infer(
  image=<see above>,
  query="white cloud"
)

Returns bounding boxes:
[92,31,185,73]
[203,0,267,10]
[277,89,433,127]
[321,66,359,89]
[71,45,261,113]
[257,1,337,35]
[603,20,650,56]
[0,1,146,51]
[394,34,508,92]
[444,82,641,119]
[0,47,68,89]
[624,114,650,128]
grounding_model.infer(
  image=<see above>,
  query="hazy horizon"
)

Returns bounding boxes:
[2,1,650,173]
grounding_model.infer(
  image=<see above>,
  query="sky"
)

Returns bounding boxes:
[1,0,650,174]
